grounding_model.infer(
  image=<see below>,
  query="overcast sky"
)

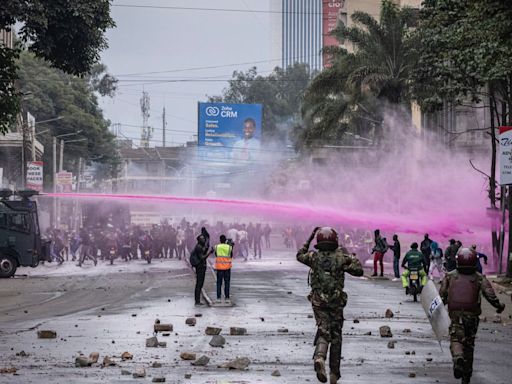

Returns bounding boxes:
[100,0,279,147]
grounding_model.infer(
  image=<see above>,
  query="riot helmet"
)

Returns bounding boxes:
[456,247,477,273]
[314,227,339,251]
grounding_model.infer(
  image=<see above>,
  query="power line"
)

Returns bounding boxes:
[112,3,339,16]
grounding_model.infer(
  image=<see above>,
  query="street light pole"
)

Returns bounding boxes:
[52,136,57,228]
[59,139,64,172]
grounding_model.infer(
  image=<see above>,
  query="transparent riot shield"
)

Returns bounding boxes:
[421,280,450,347]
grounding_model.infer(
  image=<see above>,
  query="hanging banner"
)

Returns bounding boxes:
[499,126,512,185]
[56,171,73,193]
[322,0,347,67]
[26,161,44,191]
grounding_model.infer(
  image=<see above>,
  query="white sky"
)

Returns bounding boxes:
[100,0,280,147]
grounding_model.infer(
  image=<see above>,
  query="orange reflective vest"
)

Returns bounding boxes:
[215,243,233,270]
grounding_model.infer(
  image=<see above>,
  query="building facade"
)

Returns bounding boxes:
[274,0,421,71]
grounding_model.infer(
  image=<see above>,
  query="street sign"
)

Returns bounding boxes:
[499,126,512,185]
[26,161,44,191]
[56,171,73,192]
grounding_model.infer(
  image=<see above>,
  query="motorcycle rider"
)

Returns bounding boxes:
[439,247,505,384]
[400,243,428,293]
[297,227,363,384]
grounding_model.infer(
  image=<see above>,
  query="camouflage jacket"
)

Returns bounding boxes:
[439,270,501,316]
[297,245,363,308]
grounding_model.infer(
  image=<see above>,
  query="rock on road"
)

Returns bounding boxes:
[0,251,510,384]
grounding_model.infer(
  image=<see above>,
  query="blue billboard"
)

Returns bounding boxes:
[198,102,263,162]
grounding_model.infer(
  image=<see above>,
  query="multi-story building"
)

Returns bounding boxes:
[273,0,421,71]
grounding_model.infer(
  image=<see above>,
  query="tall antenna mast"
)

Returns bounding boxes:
[162,106,167,147]
[140,91,151,147]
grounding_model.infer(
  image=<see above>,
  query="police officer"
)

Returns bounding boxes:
[439,248,505,384]
[297,227,363,384]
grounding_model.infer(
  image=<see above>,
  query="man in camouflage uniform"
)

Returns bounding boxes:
[439,247,505,384]
[297,227,363,384]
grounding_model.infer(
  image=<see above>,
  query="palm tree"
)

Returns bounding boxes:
[298,0,417,149]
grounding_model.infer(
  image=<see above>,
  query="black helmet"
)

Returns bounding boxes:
[314,227,339,251]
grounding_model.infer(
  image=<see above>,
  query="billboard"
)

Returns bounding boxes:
[56,171,73,192]
[323,0,347,67]
[500,126,512,185]
[198,102,263,162]
[26,161,44,191]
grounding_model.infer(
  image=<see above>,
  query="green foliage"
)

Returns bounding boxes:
[0,0,114,133]
[0,43,20,133]
[411,0,512,112]
[208,63,312,143]
[299,0,417,150]
[17,52,118,183]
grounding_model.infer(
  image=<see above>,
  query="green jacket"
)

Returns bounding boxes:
[297,245,363,308]
[401,250,425,270]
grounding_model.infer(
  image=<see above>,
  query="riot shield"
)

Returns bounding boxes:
[420,280,450,344]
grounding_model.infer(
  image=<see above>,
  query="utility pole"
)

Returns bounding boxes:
[162,106,167,147]
[52,136,57,228]
[59,139,64,172]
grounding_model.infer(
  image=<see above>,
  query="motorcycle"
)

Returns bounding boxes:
[406,267,423,302]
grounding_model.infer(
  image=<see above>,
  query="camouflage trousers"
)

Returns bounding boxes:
[313,304,344,377]
[449,314,479,380]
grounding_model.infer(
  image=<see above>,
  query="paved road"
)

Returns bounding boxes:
[0,251,510,384]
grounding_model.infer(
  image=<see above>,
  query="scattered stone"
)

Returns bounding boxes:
[0,367,17,374]
[184,374,192,379]
[260,317,265,321]
[192,355,210,366]
[230,327,247,336]
[155,319,160,324]
[158,342,167,348]
[205,327,222,336]
[88,352,99,364]
[146,337,159,348]
[195,313,202,317]
[154,324,173,333]
[103,356,116,367]
[409,372,416,378]
[353,319,360,324]
[209,335,226,348]
[379,326,393,338]
[403,328,411,333]
[271,369,281,377]
[307,314,314,319]
[131,314,137,317]
[493,316,502,324]
[152,362,162,368]
[180,352,196,361]
[185,318,197,326]
[37,330,57,339]
[75,355,90,368]
[385,309,394,318]
[220,357,251,370]
[162,333,171,337]
[387,341,396,349]
[16,351,28,357]
[405,351,411,355]
[121,352,133,360]
[426,358,433,362]
[411,351,416,355]
[152,377,166,383]
[277,328,289,333]
[121,369,131,375]
[364,331,372,336]
[480,316,487,323]
[132,367,146,378]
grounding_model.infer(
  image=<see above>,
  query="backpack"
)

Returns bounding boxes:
[309,251,346,305]
[190,246,201,267]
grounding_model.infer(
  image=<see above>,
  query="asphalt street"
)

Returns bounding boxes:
[0,249,511,384]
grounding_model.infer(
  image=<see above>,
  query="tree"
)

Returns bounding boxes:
[411,0,512,274]
[208,64,312,144]
[17,51,118,187]
[298,0,417,150]
[0,0,115,133]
